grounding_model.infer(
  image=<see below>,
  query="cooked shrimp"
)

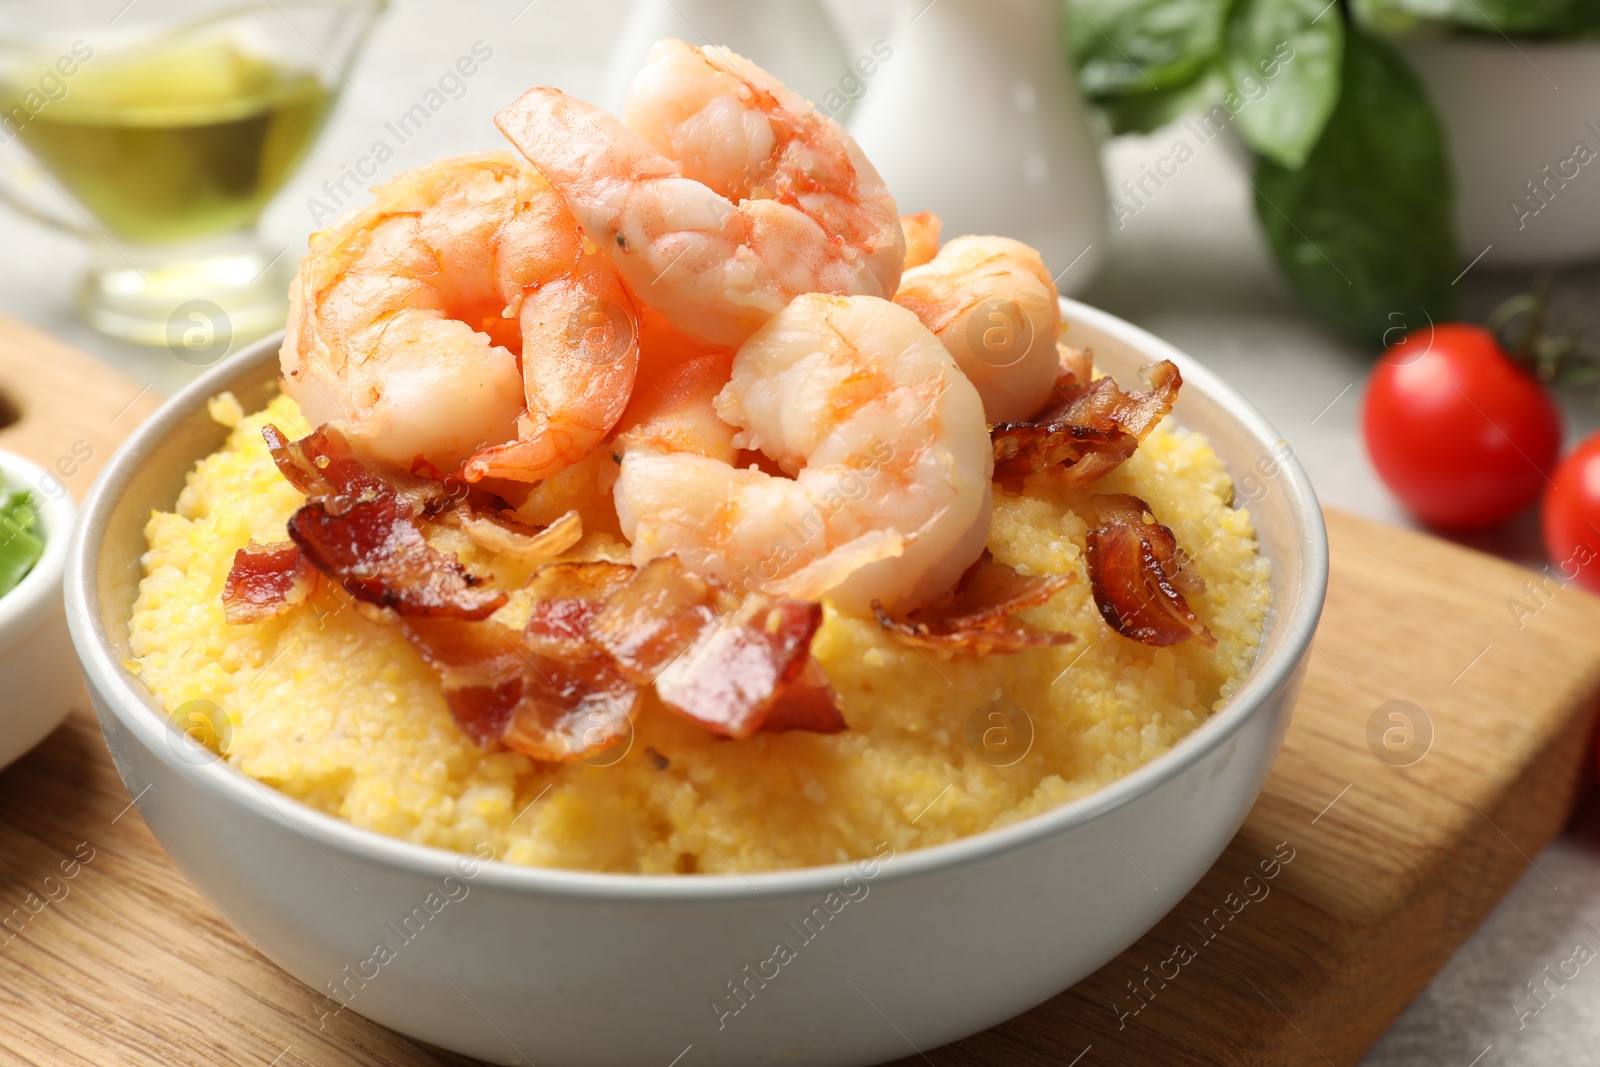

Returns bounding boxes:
[614,348,736,464]
[614,293,993,614]
[280,151,638,483]
[493,40,904,348]
[901,211,942,269]
[893,235,1062,424]
[633,305,730,382]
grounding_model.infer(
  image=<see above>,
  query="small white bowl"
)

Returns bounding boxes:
[65,301,1327,1066]
[0,449,79,769]
[1403,38,1600,268]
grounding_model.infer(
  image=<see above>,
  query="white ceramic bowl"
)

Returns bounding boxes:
[65,300,1327,1067]
[0,449,78,770]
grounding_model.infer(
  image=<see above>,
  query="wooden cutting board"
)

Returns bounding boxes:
[1,317,1597,1067]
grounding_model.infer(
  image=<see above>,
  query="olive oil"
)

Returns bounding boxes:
[3,40,333,244]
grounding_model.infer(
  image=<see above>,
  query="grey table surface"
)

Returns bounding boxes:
[1,1,1596,1063]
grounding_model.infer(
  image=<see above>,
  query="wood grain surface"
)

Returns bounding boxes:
[0,318,1596,1067]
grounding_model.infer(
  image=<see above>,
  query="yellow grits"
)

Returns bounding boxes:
[127,391,1270,874]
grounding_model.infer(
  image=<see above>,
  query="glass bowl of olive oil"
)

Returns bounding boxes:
[0,0,385,347]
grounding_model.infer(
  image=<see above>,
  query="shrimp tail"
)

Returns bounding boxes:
[901,212,942,269]
[464,429,580,484]
[466,250,641,483]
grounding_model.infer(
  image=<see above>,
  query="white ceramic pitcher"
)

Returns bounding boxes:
[849,0,1108,292]
[600,0,851,116]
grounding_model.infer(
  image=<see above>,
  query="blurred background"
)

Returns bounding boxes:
[1,0,1598,1061]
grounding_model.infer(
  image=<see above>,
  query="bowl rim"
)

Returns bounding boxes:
[65,297,1329,903]
[0,447,77,649]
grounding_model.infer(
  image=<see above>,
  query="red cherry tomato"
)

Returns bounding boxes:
[1542,433,1600,594]
[1363,324,1562,529]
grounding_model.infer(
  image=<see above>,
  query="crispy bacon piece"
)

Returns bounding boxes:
[1056,342,1094,390]
[260,423,515,621]
[288,497,507,620]
[395,556,840,758]
[262,423,450,516]
[399,564,638,759]
[523,561,637,654]
[397,611,639,761]
[760,659,849,733]
[874,551,1075,653]
[396,614,528,691]
[258,424,844,753]
[589,557,842,739]
[499,658,639,760]
[653,597,834,738]
[444,681,522,748]
[221,540,317,624]
[1085,494,1215,648]
[263,423,385,501]
[587,558,722,679]
[992,360,1181,485]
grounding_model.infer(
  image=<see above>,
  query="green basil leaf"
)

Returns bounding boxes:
[1067,0,1233,98]
[1096,67,1228,135]
[1353,0,1600,37]
[1224,0,1344,168]
[1253,28,1458,345]
[0,489,42,597]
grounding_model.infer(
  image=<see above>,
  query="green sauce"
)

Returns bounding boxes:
[0,486,43,597]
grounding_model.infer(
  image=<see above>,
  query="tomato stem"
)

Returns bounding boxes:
[1488,273,1600,396]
